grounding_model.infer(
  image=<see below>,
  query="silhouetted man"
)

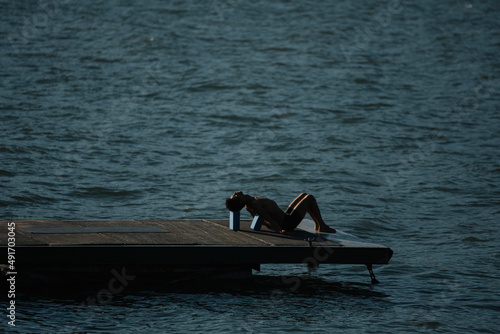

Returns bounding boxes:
[225,191,336,235]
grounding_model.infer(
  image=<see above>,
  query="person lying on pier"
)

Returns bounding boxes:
[225,192,336,235]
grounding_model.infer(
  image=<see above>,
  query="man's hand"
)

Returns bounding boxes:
[279,230,294,236]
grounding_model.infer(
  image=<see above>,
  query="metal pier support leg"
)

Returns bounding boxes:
[366,264,379,284]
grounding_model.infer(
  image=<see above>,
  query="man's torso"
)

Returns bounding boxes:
[246,197,285,225]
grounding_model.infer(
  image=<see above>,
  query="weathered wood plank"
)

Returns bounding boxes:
[22,226,167,234]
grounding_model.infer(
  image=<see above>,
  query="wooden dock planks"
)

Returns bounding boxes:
[0,220,393,277]
[0,219,340,247]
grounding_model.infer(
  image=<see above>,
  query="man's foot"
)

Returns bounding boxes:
[315,225,336,233]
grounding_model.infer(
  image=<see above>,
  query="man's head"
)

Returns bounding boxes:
[225,191,245,211]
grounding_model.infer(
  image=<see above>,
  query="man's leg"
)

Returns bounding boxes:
[285,193,308,214]
[290,194,336,233]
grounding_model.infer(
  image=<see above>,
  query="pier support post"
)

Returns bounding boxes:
[229,211,240,231]
[251,215,263,231]
[366,264,379,284]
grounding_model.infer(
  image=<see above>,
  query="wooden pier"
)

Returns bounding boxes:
[1,219,393,285]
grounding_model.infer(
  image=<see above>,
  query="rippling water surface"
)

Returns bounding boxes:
[1,0,500,333]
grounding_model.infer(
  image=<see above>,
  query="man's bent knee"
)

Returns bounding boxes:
[305,194,318,204]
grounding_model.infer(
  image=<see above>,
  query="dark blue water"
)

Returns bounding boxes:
[1,0,500,332]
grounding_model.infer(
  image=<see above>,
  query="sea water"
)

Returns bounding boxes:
[1,0,499,332]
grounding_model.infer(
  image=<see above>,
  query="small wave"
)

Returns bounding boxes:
[465,303,500,312]
[72,187,142,198]
[209,114,249,121]
[11,194,56,204]
[0,146,28,154]
[261,47,296,52]
[188,83,236,92]
[137,91,160,98]
[462,236,488,242]
[245,83,271,90]
[0,169,16,177]
[94,57,123,63]
[351,102,394,108]
[324,135,352,145]
[325,109,347,114]
[342,116,366,123]
[433,186,462,193]
[354,78,373,84]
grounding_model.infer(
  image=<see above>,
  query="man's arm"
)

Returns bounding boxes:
[250,203,283,232]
